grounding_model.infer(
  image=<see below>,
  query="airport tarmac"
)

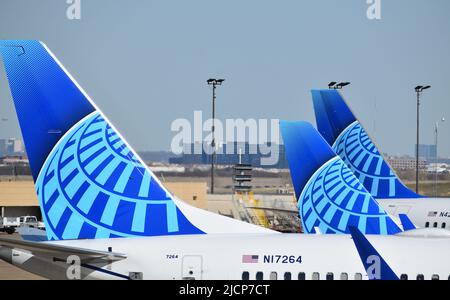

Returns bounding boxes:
[0,233,43,280]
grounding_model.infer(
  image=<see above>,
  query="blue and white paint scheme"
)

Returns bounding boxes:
[312,89,421,199]
[1,41,450,280]
[0,40,273,241]
[36,112,203,240]
[280,121,401,235]
[311,89,450,232]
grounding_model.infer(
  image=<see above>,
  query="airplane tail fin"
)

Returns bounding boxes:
[280,121,402,235]
[312,89,422,199]
[349,227,399,280]
[0,40,273,240]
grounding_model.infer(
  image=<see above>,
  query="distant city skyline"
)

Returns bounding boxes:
[0,137,25,157]
[1,136,448,161]
[1,1,449,157]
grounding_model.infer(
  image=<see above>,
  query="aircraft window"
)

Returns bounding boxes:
[432,274,439,280]
[270,272,278,280]
[433,222,438,228]
[242,272,250,280]
[312,272,320,280]
[326,272,334,280]
[400,274,408,280]
[340,273,348,280]
[354,273,363,280]
[425,222,430,228]
[417,274,424,280]
[298,272,306,280]
[442,223,446,229]
[256,272,264,280]
[284,272,292,280]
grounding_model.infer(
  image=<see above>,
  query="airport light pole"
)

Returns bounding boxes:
[207,78,225,194]
[415,85,431,193]
[329,82,351,90]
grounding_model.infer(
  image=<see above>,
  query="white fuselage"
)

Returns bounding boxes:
[378,197,450,230]
[3,233,450,280]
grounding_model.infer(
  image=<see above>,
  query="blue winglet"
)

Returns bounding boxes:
[349,226,399,280]
[398,214,416,231]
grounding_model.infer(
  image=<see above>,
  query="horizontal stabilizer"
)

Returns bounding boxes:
[17,227,48,242]
[0,237,126,263]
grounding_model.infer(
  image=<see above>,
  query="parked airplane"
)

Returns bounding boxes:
[312,89,450,230]
[0,40,450,280]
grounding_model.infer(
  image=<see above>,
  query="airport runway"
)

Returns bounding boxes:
[0,233,43,280]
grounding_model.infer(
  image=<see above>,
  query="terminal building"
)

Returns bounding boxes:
[0,180,207,220]
[0,181,42,219]
[387,156,427,170]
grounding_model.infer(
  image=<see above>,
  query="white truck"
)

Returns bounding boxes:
[0,216,45,234]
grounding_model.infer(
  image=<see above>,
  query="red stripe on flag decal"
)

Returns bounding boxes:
[242,255,259,263]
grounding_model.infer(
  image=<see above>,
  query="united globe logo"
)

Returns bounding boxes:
[333,121,398,198]
[298,156,398,235]
[36,112,202,240]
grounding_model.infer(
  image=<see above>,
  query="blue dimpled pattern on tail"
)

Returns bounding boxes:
[280,121,401,235]
[299,156,401,235]
[333,121,420,199]
[0,40,204,240]
[312,89,422,199]
[37,112,203,240]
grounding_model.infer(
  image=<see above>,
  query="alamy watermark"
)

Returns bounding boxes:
[366,255,381,279]
[367,0,381,20]
[66,0,81,20]
[64,1,381,22]
[66,255,81,280]
[171,111,280,166]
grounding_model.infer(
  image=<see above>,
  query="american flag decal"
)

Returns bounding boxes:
[242,255,259,263]
[428,211,438,217]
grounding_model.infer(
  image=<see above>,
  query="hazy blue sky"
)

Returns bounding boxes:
[0,0,449,157]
